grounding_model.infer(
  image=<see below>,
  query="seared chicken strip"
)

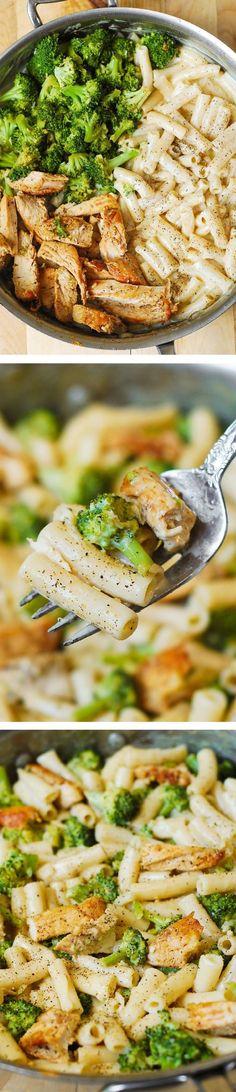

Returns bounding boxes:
[59,194,119,217]
[13,230,39,303]
[99,202,127,262]
[84,258,110,281]
[148,913,203,968]
[177,1000,236,1035]
[11,171,68,195]
[55,214,93,249]
[15,194,49,241]
[90,280,172,325]
[54,269,77,323]
[28,895,106,941]
[136,763,190,786]
[0,195,18,254]
[73,303,124,334]
[39,266,55,311]
[20,1010,80,1061]
[0,233,12,270]
[38,242,87,305]
[120,466,196,552]
[105,253,146,284]
[137,646,192,715]
[56,905,118,957]
[141,843,224,872]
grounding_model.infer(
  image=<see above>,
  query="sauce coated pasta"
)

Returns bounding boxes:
[0,741,236,1076]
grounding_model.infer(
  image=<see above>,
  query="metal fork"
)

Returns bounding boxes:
[20,419,236,647]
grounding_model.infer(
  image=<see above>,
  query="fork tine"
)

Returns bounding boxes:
[32,602,57,620]
[62,623,99,647]
[20,590,38,606]
[48,612,77,633]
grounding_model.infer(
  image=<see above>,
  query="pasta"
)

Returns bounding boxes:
[0,741,235,1076]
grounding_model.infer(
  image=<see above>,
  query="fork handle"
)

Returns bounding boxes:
[201,418,236,482]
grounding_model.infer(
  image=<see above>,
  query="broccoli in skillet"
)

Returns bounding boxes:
[74,669,137,722]
[0,73,38,110]
[0,997,41,1040]
[68,748,102,777]
[71,870,118,905]
[119,1012,212,1072]
[61,816,95,848]
[0,940,12,967]
[103,927,147,967]
[0,851,37,897]
[87,787,142,827]
[0,767,17,808]
[141,31,179,69]
[77,493,153,575]
[200,893,236,932]
[16,410,60,446]
[28,33,64,83]
[159,784,189,817]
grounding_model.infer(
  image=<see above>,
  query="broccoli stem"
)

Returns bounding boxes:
[103,950,122,966]
[109,149,138,168]
[73,698,105,722]
[114,531,152,575]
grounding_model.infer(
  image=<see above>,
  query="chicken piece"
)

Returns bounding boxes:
[59,194,118,217]
[106,427,182,465]
[13,227,40,303]
[11,171,68,195]
[99,202,127,263]
[137,646,191,715]
[0,195,18,254]
[39,266,55,311]
[105,253,146,284]
[20,1009,80,1060]
[38,241,87,305]
[0,620,59,666]
[0,805,40,828]
[90,280,172,325]
[56,905,118,958]
[0,232,12,270]
[15,194,49,241]
[73,303,123,334]
[148,914,203,969]
[136,764,190,786]
[28,896,106,942]
[120,467,196,552]
[84,258,110,280]
[55,215,93,249]
[54,269,77,323]
[26,762,80,807]
[141,843,224,873]
[179,1001,236,1036]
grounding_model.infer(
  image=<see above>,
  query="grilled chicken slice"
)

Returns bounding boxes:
[0,233,12,270]
[39,266,55,311]
[38,242,87,305]
[0,620,59,666]
[90,280,172,325]
[13,229,40,303]
[54,269,77,323]
[56,905,118,957]
[11,171,68,195]
[99,203,127,263]
[20,1010,80,1060]
[59,194,119,217]
[148,914,203,969]
[28,895,106,941]
[136,764,190,786]
[105,253,146,284]
[73,303,124,334]
[178,1000,236,1035]
[55,215,93,249]
[0,805,40,827]
[15,194,49,241]
[84,258,110,281]
[137,646,191,716]
[0,195,18,254]
[141,843,224,872]
[120,466,196,551]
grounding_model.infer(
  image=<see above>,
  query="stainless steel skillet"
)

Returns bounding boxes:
[0,727,235,1090]
[0,3,236,351]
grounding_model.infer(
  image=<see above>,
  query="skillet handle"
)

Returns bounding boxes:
[102,1068,236,1092]
[28,0,117,29]
[156,341,175,355]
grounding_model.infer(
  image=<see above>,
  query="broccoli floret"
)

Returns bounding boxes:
[119,1041,148,1072]
[41,143,63,173]
[134,904,181,934]
[89,155,114,194]
[186,753,198,775]
[141,31,179,69]
[16,409,59,446]
[78,991,92,1015]
[200,894,236,932]
[0,113,18,150]
[6,503,45,544]
[39,74,62,103]
[54,58,77,89]
[103,927,147,967]
[110,850,124,873]
[0,767,16,807]
[0,73,37,110]
[61,817,95,848]
[63,173,93,204]
[159,784,189,818]
[218,757,236,781]
[74,669,137,722]
[88,787,142,827]
[0,997,41,1040]
[63,79,101,111]
[0,940,12,967]
[68,749,102,776]
[28,33,63,84]
[204,609,236,652]
[72,869,118,906]
[68,29,110,70]
[77,493,153,576]
[0,851,37,897]
[119,1012,212,1073]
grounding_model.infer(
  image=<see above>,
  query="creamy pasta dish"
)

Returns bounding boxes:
[0,26,236,334]
[0,399,236,722]
[0,740,236,1076]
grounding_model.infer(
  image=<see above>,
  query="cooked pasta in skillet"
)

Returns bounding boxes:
[0,741,236,1076]
[0,400,236,721]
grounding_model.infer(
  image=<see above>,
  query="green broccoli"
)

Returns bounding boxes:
[64,174,93,204]
[78,991,92,1015]
[71,869,118,905]
[16,409,60,446]
[203,608,236,652]
[0,73,37,111]
[103,927,147,967]
[68,29,110,70]
[88,787,142,827]
[119,1012,212,1072]
[74,669,137,722]
[89,155,115,194]
[0,113,18,150]
[77,493,153,576]
[68,749,102,777]
[186,753,198,775]
[0,850,38,897]
[200,893,236,932]
[110,850,124,873]
[218,757,236,781]
[41,143,64,173]
[28,33,64,83]
[5,503,45,544]
[134,903,181,934]
[0,940,12,967]
[159,784,189,818]
[0,767,17,807]
[77,466,113,505]
[0,997,41,1040]
[61,817,95,848]
[54,58,78,89]
[141,31,179,69]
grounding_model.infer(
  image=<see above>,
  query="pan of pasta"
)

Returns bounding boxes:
[1,359,236,722]
[0,4,236,348]
[0,727,236,1089]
